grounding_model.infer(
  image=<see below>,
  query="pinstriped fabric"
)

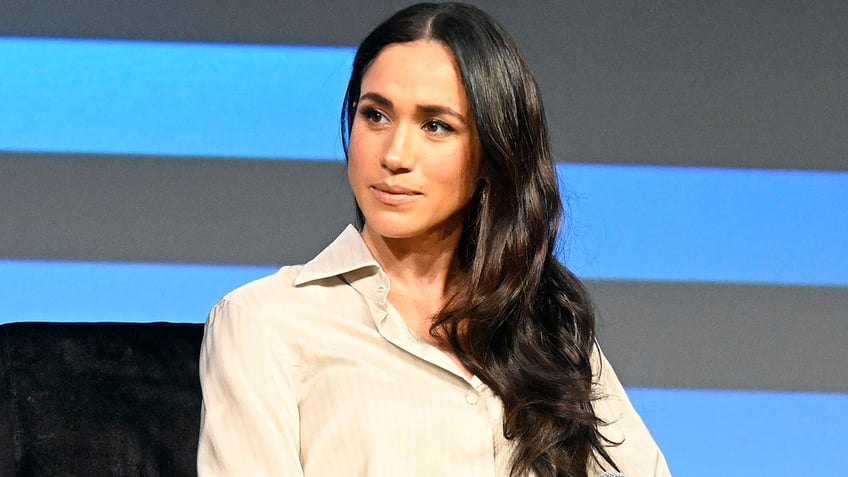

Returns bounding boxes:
[197,226,670,476]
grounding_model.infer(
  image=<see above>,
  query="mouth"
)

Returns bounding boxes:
[369,184,421,204]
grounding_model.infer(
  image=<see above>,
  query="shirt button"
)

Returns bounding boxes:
[466,390,479,405]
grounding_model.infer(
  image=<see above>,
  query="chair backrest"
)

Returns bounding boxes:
[0,322,204,477]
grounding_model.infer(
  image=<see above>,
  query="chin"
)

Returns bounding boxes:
[362,217,421,240]
[363,214,465,244]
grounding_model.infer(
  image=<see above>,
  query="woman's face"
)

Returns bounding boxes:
[348,40,481,244]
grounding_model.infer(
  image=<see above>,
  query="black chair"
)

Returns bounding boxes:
[0,322,204,477]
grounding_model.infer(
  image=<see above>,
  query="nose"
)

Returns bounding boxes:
[380,125,414,173]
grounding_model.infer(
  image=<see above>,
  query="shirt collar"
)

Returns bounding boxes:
[293,224,381,286]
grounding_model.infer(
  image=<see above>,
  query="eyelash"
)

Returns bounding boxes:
[360,107,387,124]
[423,120,454,134]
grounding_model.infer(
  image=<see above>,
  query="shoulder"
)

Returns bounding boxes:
[207,264,348,336]
[217,265,303,315]
[204,261,370,349]
[203,266,304,350]
[202,225,380,362]
[202,265,337,368]
[215,263,361,319]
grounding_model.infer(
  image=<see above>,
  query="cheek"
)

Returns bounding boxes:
[347,127,371,183]
[347,125,363,162]
[347,156,366,193]
[434,149,479,194]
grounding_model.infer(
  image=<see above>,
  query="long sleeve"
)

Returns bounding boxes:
[197,299,304,476]
[590,346,672,477]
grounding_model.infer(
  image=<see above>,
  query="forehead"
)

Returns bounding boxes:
[360,40,468,110]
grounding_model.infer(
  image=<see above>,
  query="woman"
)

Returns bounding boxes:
[198,3,670,476]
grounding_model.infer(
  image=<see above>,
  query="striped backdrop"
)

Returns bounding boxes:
[1,1,846,475]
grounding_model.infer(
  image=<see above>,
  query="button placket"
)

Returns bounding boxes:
[375,284,387,305]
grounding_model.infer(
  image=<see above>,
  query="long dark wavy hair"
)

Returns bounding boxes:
[342,3,618,476]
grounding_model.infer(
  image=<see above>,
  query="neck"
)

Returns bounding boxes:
[360,223,462,294]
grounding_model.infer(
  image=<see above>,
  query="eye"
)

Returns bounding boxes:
[359,107,389,124]
[423,120,454,135]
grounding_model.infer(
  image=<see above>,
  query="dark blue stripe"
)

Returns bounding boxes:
[0,37,353,159]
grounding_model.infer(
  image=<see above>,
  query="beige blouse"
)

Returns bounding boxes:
[197,225,671,476]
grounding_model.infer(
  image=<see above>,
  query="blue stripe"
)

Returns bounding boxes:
[559,163,848,286]
[629,388,848,476]
[0,260,276,324]
[0,37,353,159]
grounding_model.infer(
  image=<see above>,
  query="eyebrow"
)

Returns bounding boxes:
[358,92,468,124]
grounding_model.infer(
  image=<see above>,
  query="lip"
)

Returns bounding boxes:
[369,183,421,205]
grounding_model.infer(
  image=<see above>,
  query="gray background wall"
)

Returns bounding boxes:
[1,0,846,393]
